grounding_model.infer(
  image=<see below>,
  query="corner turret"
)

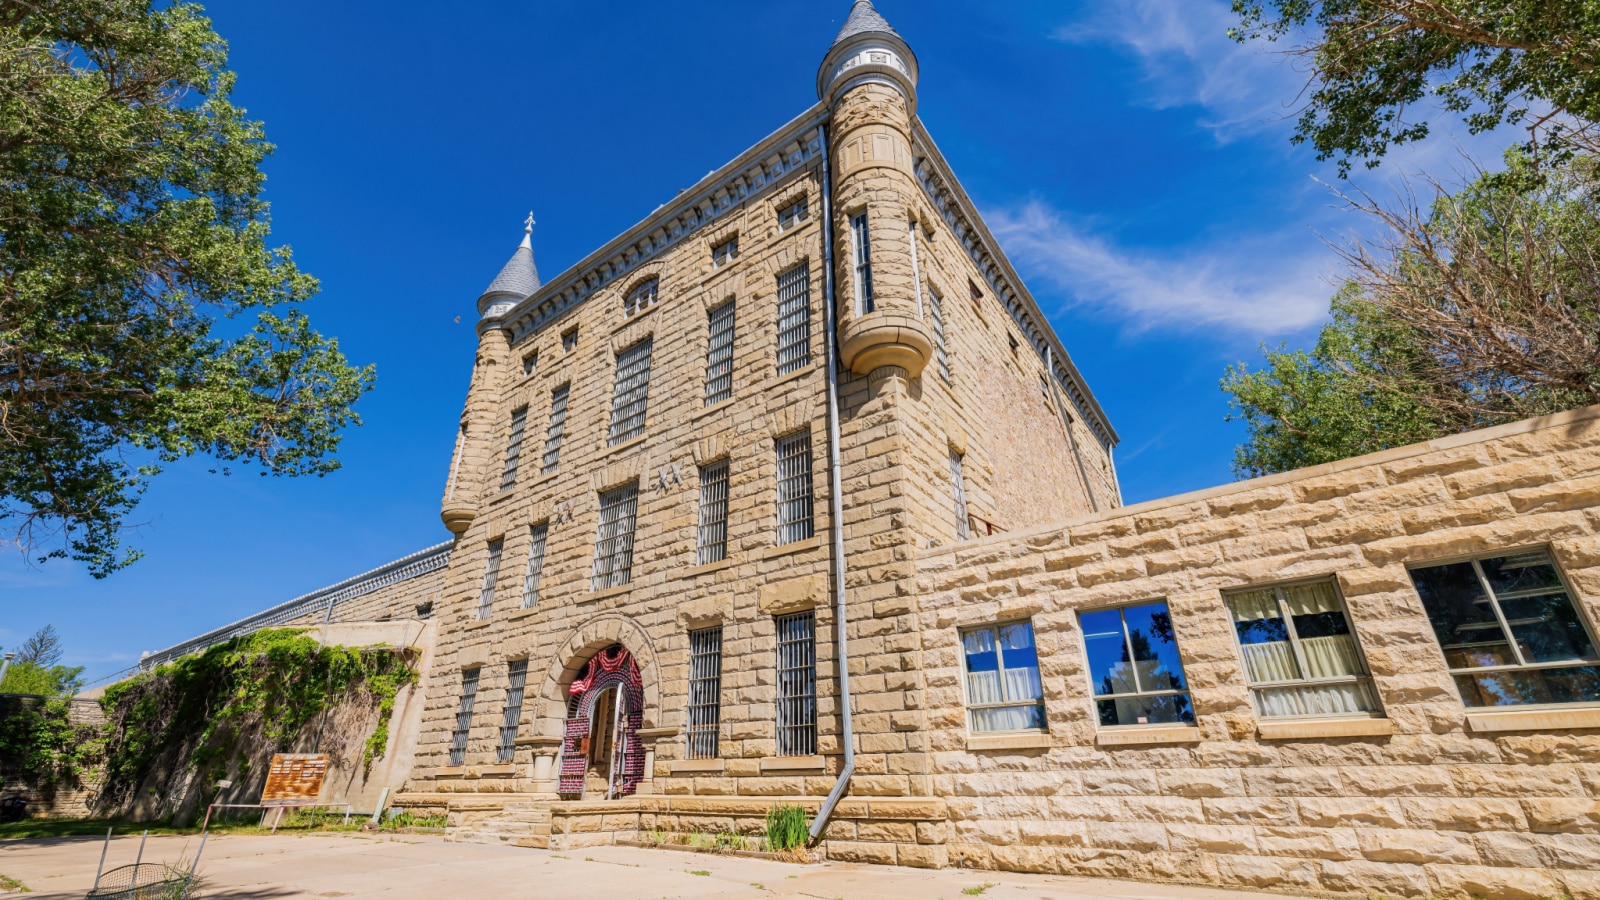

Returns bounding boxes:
[817,0,919,113]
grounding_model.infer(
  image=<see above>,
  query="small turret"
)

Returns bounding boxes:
[478,213,541,322]
[817,0,919,113]
[442,216,537,535]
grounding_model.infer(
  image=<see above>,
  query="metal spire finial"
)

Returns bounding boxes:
[520,211,534,249]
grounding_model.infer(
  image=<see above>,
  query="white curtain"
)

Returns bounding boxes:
[1256,679,1381,717]
[1300,634,1363,678]
[971,706,1040,732]
[1283,581,1343,617]
[1240,641,1300,683]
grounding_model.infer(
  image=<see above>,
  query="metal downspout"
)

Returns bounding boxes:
[1046,346,1100,514]
[809,122,855,844]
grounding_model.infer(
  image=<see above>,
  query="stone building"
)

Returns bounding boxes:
[133,4,1600,897]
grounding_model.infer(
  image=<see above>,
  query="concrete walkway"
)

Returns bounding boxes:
[0,832,1309,899]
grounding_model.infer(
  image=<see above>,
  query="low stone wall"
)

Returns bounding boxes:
[0,696,106,819]
[916,406,1600,899]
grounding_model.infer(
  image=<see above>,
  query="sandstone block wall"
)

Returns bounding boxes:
[916,405,1600,899]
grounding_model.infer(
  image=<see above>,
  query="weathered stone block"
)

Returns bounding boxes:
[1426,863,1563,900]
[1166,823,1258,854]
[1400,798,1529,832]
[1297,797,1406,829]
[1358,828,1479,865]
[1319,859,1432,898]
[1213,853,1321,892]
[1525,798,1600,834]
[1202,797,1296,826]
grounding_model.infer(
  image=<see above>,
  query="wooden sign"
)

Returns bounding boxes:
[261,753,329,805]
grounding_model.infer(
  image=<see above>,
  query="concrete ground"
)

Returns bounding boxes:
[0,832,1310,899]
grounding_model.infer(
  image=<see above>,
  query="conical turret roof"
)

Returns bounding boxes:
[831,0,900,46]
[481,221,541,301]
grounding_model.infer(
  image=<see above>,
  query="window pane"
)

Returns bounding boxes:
[1079,609,1134,697]
[1096,694,1193,727]
[972,704,1045,733]
[1228,589,1301,684]
[775,612,817,756]
[1497,592,1598,664]
[998,622,1042,703]
[542,384,569,473]
[1410,562,1517,669]
[704,300,735,405]
[687,627,723,759]
[1480,551,1564,596]
[697,460,729,566]
[1124,602,1187,692]
[776,264,811,375]
[608,339,653,444]
[1455,665,1600,708]
[1254,681,1381,718]
[962,626,1001,706]
[775,432,814,544]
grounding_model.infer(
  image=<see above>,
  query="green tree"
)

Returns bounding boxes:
[0,660,85,696]
[0,0,375,577]
[1224,150,1600,474]
[1230,0,1600,173]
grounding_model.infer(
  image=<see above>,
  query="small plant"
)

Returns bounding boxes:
[0,872,28,893]
[764,804,808,852]
[690,870,710,877]
[714,830,747,851]
[380,809,446,831]
[961,885,996,896]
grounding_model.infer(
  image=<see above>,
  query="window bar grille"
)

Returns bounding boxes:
[929,287,950,383]
[705,300,736,405]
[851,213,874,314]
[608,339,653,445]
[498,659,528,763]
[591,483,640,591]
[450,667,480,766]
[950,449,972,540]
[500,406,528,490]
[522,522,550,608]
[624,278,658,317]
[775,263,811,375]
[686,627,723,760]
[775,431,814,545]
[775,612,817,757]
[476,539,503,620]
[542,384,569,473]
[697,460,730,566]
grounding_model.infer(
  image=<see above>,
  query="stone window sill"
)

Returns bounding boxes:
[760,535,824,560]
[694,399,735,424]
[1094,725,1200,747]
[488,489,515,506]
[584,584,632,603]
[1466,704,1600,733]
[613,303,660,333]
[515,736,564,749]
[686,557,732,578]
[669,759,725,774]
[1258,716,1394,741]
[767,365,816,392]
[600,433,648,461]
[759,755,825,773]
[966,732,1051,752]
[509,605,541,621]
[463,618,493,630]
[434,766,466,777]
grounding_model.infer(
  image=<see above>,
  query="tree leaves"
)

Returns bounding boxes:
[0,0,373,576]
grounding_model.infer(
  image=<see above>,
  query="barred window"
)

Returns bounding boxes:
[624,278,658,317]
[775,611,817,756]
[1410,549,1600,708]
[500,406,528,490]
[562,327,578,353]
[961,621,1045,733]
[450,667,480,766]
[704,300,736,405]
[476,539,504,620]
[498,659,528,763]
[591,482,640,591]
[711,237,738,269]
[1226,580,1381,719]
[929,286,950,383]
[950,448,971,541]
[775,431,814,545]
[521,522,550,608]
[1079,602,1195,728]
[851,213,874,315]
[522,352,538,377]
[775,263,811,375]
[607,339,653,445]
[542,384,570,473]
[696,460,730,566]
[777,196,809,230]
[687,626,723,760]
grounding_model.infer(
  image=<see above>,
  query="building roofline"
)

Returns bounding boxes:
[490,102,832,342]
[910,119,1119,448]
[135,541,453,671]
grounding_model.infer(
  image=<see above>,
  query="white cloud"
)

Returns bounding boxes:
[986,199,1330,335]
[1057,0,1306,143]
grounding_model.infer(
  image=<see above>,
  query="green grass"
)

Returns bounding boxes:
[0,812,363,842]
[962,885,996,896]
[379,810,447,831]
[690,870,710,876]
[764,804,809,852]
[0,872,29,892]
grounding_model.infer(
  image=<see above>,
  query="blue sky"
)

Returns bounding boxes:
[9,1,1502,682]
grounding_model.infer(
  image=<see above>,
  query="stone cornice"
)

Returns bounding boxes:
[492,103,831,344]
[909,120,1119,450]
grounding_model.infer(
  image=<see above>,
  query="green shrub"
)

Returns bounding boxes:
[764,804,808,852]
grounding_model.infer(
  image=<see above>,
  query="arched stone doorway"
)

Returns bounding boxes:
[560,645,645,798]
